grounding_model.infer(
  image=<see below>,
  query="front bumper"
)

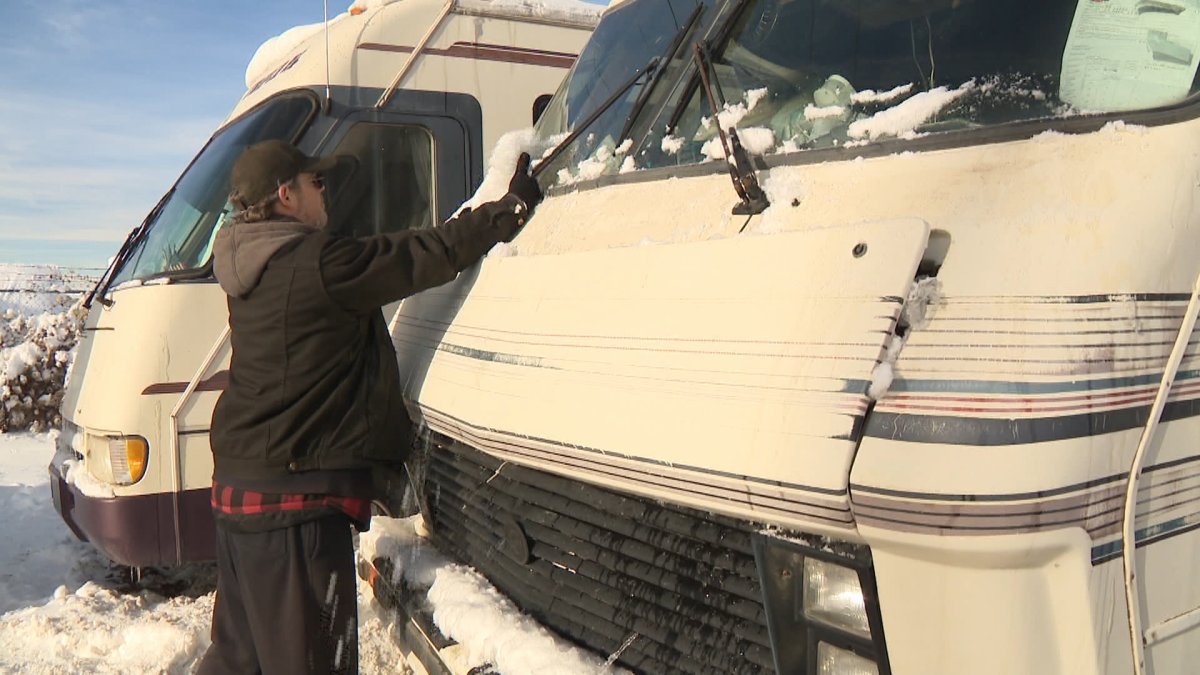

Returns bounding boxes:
[360,555,462,675]
[48,461,215,568]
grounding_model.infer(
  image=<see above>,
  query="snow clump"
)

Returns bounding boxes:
[0,265,87,433]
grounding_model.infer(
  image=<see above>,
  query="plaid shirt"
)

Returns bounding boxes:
[211,482,372,529]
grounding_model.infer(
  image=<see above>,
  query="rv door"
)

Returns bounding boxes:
[312,92,480,328]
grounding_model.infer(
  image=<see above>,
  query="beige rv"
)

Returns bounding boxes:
[50,0,598,568]
[367,0,1200,673]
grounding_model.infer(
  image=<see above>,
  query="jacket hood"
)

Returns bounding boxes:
[212,218,321,297]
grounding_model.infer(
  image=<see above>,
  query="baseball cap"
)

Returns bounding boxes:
[229,139,338,208]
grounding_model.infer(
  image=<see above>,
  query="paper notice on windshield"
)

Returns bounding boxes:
[1060,0,1200,111]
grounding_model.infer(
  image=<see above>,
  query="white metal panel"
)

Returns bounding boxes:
[397,215,930,534]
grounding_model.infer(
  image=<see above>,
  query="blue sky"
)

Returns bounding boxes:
[0,1,335,244]
[0,0,603,246]
[0,0,600,247]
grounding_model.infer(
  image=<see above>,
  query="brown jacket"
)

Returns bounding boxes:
[210,196,523,493]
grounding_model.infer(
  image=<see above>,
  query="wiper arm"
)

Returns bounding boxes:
[532,58,659,181]
[83,227,137,309]
[616,2,707,144]
[691,41,769,216]
[84,187,173,309]
[666,0,754,133]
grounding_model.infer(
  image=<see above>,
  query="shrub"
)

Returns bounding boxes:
[0,273,88,433]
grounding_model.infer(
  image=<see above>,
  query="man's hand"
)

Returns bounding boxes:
[507,153,543,216]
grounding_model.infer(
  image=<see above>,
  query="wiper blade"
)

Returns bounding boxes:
[83,227,137,309]
[532,59,659,181]
[85,187,174,309]
[666,0,753,134]
[616,2,707,144]
[691,41,769,216]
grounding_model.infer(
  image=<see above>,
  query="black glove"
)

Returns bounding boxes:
[507,152,543,215]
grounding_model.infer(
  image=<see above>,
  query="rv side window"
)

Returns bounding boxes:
[322,124,435,237]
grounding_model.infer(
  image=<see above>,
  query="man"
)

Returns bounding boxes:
[196,139,542,674]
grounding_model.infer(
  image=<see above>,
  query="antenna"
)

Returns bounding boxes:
[323,0,332,112]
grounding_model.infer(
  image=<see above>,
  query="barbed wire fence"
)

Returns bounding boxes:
[1,264,100,432]
[0,263,104,295]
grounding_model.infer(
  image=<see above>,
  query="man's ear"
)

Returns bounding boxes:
[271,182,299,219]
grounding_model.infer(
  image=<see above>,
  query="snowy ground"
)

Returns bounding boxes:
[0,265,420,673]
[0,262,623,674]
[0,433,416,674]
[0,432,623,675]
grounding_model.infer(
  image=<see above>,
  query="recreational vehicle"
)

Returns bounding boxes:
[48,0,599,568]
[365,0,1200,673]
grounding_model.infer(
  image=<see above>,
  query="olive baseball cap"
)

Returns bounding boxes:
[229,139,338,207]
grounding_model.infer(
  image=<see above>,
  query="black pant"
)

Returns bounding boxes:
[197,514,359,675]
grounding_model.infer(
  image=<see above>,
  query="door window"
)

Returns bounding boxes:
[322,124,436,238]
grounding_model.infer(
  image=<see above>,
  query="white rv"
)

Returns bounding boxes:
[368,0,1200,674]
[49,0,598,569]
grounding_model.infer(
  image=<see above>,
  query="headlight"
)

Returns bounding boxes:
[87,435,149,485]
[804,557,871,639]
[754,533,887,675]
[817,642,879,675]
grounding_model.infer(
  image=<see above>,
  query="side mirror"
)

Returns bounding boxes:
[531,94,553,125]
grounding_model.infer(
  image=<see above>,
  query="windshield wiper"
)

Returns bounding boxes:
[84,188,173,309]
[616,2,707,144]
[665,0,754,133]
[691,41,769,216]
[82,228,136,309]
[532,58,660,181]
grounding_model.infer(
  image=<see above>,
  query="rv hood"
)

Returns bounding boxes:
[212,218,321,297]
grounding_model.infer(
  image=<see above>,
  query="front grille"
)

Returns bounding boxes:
[423,440,776,675]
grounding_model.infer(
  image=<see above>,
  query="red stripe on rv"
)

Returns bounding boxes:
[142,370,229,395]
[358,41,577,68]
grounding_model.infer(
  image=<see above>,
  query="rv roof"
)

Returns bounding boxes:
[245,0,601,90]
[455,0,604,25]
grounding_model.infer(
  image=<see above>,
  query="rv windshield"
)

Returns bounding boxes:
[109,94,316,285]
[548,0,1200,182]
[534,0,717,181]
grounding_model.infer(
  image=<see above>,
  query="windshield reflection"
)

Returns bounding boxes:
[534,0,717,185]
[541,0,1200,184]
[108,94,316,287]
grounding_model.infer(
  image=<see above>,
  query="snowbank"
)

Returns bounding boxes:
[0,265,87,433]
[0,433,416,674]
[0,432,216,673]
[362,516,632,674]
[1,432,625,673]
